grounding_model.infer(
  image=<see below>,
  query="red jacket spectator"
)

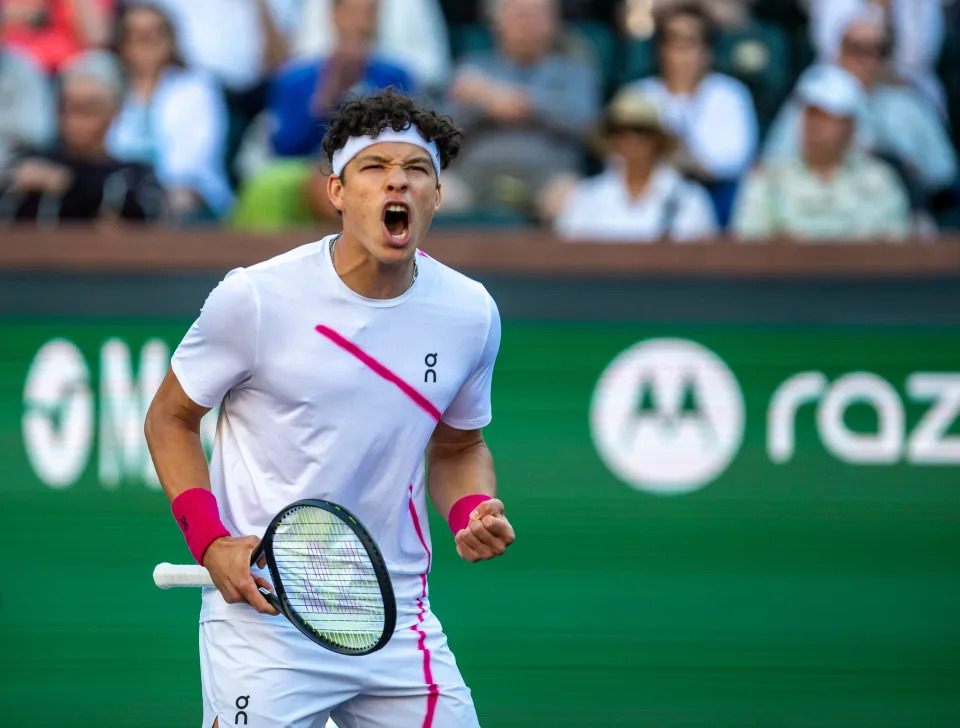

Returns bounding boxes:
[1,0,114,73]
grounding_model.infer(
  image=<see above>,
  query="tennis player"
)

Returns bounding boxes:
[145,90,515,728]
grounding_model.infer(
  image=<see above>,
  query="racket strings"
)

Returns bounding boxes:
[272,506,386,650]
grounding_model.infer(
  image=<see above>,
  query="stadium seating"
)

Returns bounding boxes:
[432,204,535,228]
[616,36,655,88]
[566,20,618,94]
[935,29,960,228]
[448,21,617,93]
[938,30,960,156]
[714,21,792,132]
[936,199,960,230]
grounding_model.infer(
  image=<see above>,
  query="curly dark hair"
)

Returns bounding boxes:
[321,89,462,179]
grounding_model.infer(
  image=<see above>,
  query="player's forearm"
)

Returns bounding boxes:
[144,407,212,504]
[426,439,497,521]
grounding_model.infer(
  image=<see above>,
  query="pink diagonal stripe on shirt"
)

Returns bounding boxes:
[315,325,441,422]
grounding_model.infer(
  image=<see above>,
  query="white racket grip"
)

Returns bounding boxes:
[153,562,215,589]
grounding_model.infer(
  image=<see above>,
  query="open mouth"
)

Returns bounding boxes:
[382,202,411,245]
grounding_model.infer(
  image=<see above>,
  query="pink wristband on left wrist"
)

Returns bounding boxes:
[171,488,231,565]
[447,494,491,534]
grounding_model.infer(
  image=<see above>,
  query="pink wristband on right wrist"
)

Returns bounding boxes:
[171,488,230,565]
[447,494,492,534]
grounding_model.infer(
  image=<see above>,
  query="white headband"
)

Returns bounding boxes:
[331,126,441,177]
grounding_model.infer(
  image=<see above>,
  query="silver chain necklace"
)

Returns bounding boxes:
[329,233,418,291]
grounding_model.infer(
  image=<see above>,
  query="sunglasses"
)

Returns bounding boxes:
[661,31,704,49]
[841,39,889,59]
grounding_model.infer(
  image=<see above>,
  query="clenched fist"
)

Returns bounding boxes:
[454,498,515,562]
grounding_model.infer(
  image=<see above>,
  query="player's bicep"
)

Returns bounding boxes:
[428,420,485,460]
[147,367,211,433]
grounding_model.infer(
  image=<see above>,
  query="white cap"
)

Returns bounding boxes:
[796,64,866,118]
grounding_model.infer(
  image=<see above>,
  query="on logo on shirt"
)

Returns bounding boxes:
[424,353,438,383]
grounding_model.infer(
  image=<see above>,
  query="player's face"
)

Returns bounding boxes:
[328,142,442,265]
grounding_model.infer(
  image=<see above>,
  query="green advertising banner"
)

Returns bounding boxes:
[1,320,959,727]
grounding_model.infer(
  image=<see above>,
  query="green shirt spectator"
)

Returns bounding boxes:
[733,64,910,241]
[733,152,910,240]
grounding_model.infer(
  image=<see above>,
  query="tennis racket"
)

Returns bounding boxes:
[153,499,396,656]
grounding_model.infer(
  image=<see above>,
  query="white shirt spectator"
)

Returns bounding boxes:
[150,0,301,92]
[807,0,946,113]
[0,49,55,169]
[628,73,758,180]
[292,0,451,90]
[107,67,233,215]
[556,165,718,242]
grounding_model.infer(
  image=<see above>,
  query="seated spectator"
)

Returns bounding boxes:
[293,0,450,92]
[106,2,232,220]
[0,43,55,169]
[268,0,414,159]
[625,2,758,224]
[148,0,296,96]
[732,65,910,240]
[807,0,946,114]
[442,0,601,215]
[554,86,717,241]
[1,0,113,73]
[0,51,164,223]
[764,11,957,206]
[148,0,298,151]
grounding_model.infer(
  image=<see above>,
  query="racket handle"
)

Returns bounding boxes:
[153,562,215,589]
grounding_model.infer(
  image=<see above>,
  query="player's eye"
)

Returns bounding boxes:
[408,166,428,174]
[362,164,384,171]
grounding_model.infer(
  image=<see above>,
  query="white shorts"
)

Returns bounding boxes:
[198,610,480,728]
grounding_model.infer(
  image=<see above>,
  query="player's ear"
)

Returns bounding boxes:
[327,174,346,214]
[434,181,442,212]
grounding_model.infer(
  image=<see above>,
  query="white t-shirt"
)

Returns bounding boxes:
[555,164,718,242]
[171,236,501,628]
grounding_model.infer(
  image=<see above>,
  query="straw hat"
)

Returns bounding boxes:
[597,86,679,155]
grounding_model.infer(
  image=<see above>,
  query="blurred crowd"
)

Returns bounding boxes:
[1,0,958,241]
